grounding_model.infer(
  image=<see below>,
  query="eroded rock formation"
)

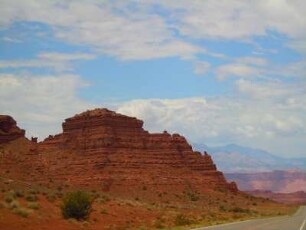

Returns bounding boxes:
[38,108,237,193]
[0,115,25,144]
[0,109,237,195]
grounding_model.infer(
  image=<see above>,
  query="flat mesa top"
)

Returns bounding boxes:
[68,108,139,121]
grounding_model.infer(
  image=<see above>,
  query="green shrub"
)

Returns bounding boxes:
[230,207,250,213]
[174,214,194,226]
[153,217,165,229]
[96,194,110,204]
[12,207,31,218]
[8,200,20,210]
[7,190,17,198]
[25,194,38,202]
[4,191,16,203]
[4,196,14,203]
[219,205,226,212]
[186,191,199,201]
[46,193,57,202]
[56,192,63,198]
[27,202,40,210]
[15,190,24,198]
[61,191,92,220]
[28,188,38,194]
[100,208,108,215]
[184,191,200,201]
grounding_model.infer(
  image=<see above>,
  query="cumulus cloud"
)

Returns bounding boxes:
[236,79,291,98]
[0,0,305,157]
[0,73,94,139]
[116,80,306,157]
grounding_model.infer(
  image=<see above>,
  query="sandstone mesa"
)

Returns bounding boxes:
[0,108,237,196]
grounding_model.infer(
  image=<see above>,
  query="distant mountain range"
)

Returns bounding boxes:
[193,143,306,172]
[226,170,306,193]
[246,190,306,205]
[192,143,306,195]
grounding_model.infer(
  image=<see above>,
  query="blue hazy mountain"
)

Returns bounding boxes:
[193,143,306,172]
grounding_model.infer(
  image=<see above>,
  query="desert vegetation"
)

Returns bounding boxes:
[61,191,92,220]
[0,178,298,230]
[1,189,33,218]
[0,112,300,230]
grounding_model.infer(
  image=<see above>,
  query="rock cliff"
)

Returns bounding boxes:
[0,109,237,195]
[38,108,237,194]
[0,115,36,180]
[0,115,25,144]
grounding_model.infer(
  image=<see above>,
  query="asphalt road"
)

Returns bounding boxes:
[191,206,306,230]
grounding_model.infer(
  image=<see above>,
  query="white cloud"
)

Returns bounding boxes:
[0,0,202,60]
[0,73,94,139]
[38,52,96,61]
[213,56,305,81]
[153,0,306,41]
[116,79,306,157]
[236,79,291,98]
[0,52,96,71]
[235,57,268,66]
[280,60,306,80]
[2,1,305,60]
[0,0,305,158]
[216,63,261,80]
[287,40,306,55]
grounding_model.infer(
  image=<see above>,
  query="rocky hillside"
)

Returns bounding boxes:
[0,108,237,197]
[0,109,297,230]
[0,115,25,144]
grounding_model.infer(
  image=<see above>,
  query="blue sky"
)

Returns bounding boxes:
[0,0,305,158]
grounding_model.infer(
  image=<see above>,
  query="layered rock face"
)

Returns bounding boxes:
[39,108,237,194]
[0,115,25,144]
[0,115,36,179]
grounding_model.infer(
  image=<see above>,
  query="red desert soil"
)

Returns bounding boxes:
[0,109,298,230]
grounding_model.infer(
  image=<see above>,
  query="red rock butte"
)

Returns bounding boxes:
[0,108,237,195]
[0,115,25,144]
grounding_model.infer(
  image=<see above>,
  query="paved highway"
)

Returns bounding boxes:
[191,206,306,230]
